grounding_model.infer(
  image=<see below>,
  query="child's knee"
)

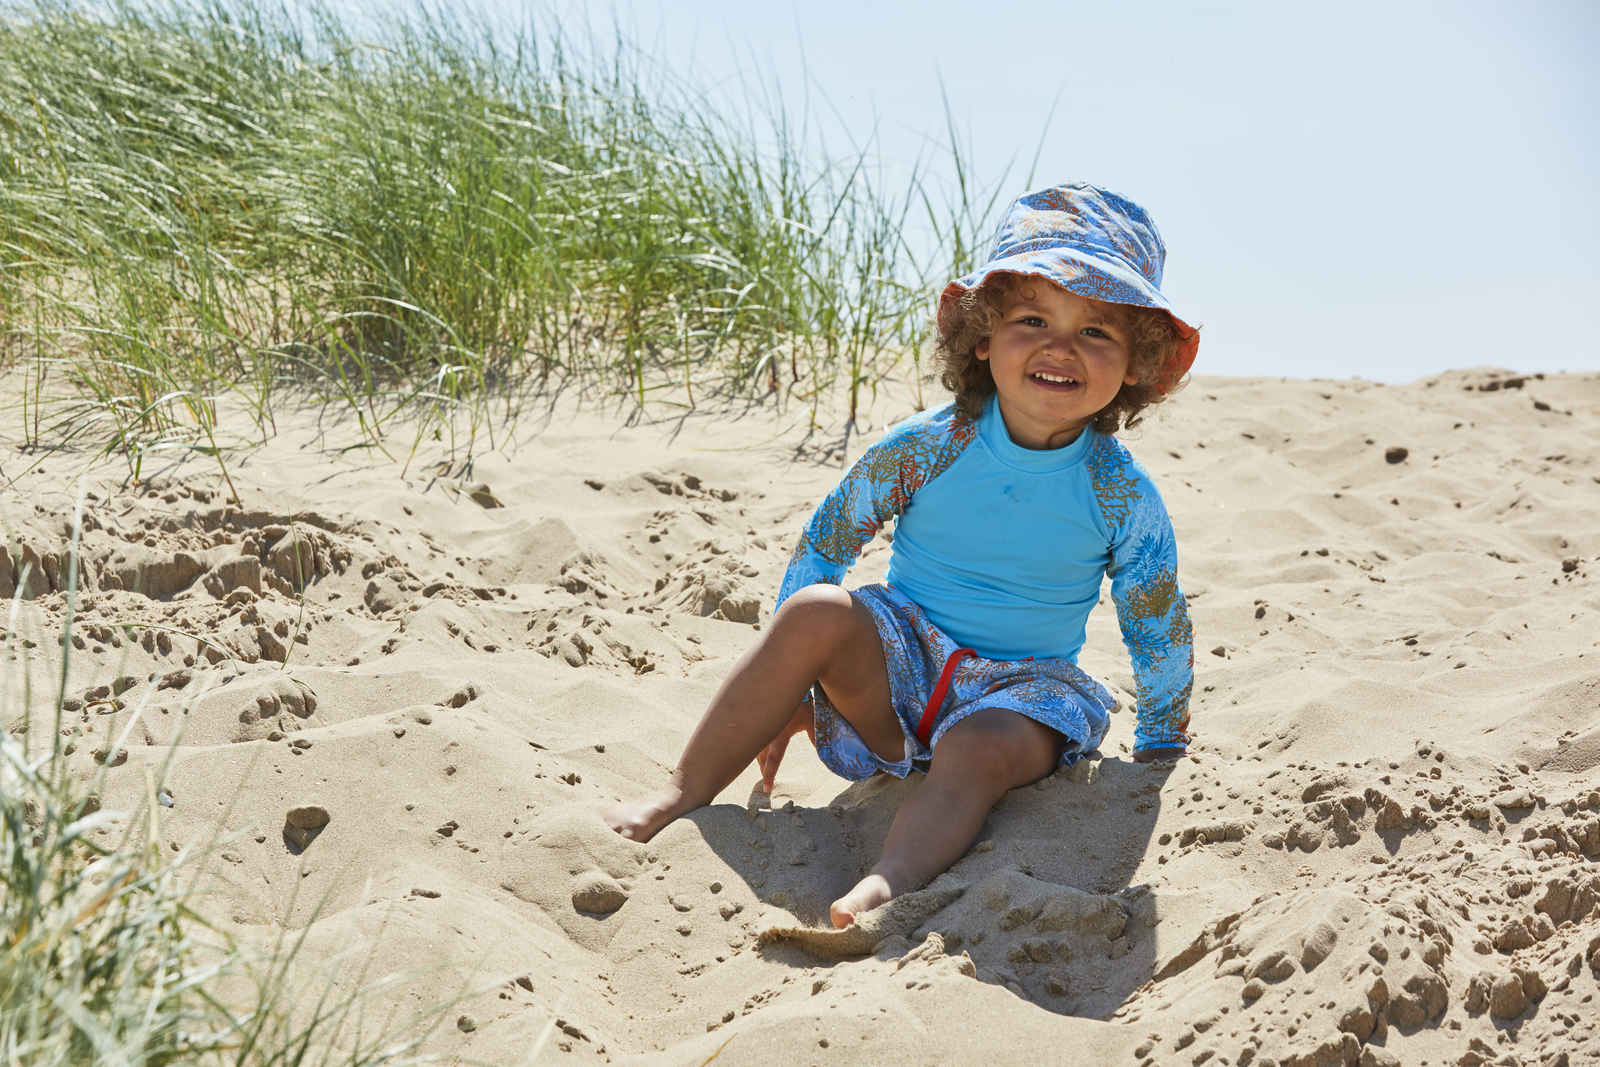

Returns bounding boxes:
[933,712,1059,792]
[772,585,860,650]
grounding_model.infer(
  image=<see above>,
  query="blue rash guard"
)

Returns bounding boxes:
[776,393,1194,753]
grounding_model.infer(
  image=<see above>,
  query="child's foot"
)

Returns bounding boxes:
[604,787,692,842]
[829,873,893,929]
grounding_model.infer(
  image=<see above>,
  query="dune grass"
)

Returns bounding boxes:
[0,0,1008,493]
[1,511,439,1064]
[1,722,223,1063]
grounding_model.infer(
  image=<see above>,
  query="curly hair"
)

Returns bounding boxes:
[936,274,1187,436]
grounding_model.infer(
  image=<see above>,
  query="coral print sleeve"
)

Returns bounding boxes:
[1089,437,1194,752]
[776,405,977,611]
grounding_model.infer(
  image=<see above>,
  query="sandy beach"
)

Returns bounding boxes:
[4,367,1597,1066]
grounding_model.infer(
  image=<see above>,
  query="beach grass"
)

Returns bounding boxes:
[1,511,437,1064]
[1,0,1002,492]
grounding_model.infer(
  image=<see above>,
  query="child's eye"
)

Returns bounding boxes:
[1082,327,1111,339]
[1018,315,1046,327]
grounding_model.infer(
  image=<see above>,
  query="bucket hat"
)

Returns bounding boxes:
[938,182,1199,392]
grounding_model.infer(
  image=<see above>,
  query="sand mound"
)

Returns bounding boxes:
[4,368,1597,1064]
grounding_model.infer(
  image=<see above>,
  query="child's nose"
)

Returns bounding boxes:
[1043,331,1078,355]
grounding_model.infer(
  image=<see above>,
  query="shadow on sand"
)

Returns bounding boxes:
[686,754,1172,1019]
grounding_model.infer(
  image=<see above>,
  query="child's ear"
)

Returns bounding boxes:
[1123,368,1140,386]
[976,338,991,362]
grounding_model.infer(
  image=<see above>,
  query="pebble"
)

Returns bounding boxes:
[286,804,330,830]
[571,871,628,915]
[283,805,329,850]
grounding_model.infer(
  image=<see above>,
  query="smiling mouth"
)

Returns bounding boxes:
[1030,371,1081,389]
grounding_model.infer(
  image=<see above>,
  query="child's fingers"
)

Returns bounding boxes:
[759,735,791,790]
[757,711,813,790]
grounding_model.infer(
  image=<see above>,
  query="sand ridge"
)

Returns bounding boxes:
[2,367,1597,1065]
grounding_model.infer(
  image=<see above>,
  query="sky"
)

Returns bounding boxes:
[381,0,1600,382]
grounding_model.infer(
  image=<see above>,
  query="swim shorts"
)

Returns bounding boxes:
[807,583,1116,781]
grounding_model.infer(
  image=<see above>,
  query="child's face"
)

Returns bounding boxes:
[976,279,1138,449]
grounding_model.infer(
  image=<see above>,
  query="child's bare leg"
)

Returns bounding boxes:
[605,586,900,842]
[830,709,1061,928]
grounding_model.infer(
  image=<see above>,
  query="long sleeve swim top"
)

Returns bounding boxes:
[776,393,1193,752]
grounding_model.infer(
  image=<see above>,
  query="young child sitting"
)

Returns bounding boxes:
[606,182,1198,929]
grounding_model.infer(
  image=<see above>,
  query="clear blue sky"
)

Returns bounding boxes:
[393,1,1600,382]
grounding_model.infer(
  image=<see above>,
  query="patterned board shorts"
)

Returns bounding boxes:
[808,584,1117,781]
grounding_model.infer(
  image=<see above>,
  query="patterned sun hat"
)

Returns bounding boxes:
[938,182,1200,392]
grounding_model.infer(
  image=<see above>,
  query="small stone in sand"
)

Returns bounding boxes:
[286,805,330,829]
[156,669,192,691]
[465,483,502,509]
[571,871,628,915]
[283,805,330,850]
[1385,446,1409,464]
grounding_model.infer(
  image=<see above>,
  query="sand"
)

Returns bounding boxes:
[2,367,1597,1066]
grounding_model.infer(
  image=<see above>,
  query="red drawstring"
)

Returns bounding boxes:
[915,648,977,745]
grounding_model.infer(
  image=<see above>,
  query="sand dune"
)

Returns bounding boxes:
[3,368,1597,1065]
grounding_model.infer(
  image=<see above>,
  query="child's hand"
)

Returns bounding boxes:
[1133,746,1186,763]
[755,701,816,792]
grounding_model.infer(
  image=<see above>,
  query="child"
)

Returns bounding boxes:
[606,182,1198,929]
